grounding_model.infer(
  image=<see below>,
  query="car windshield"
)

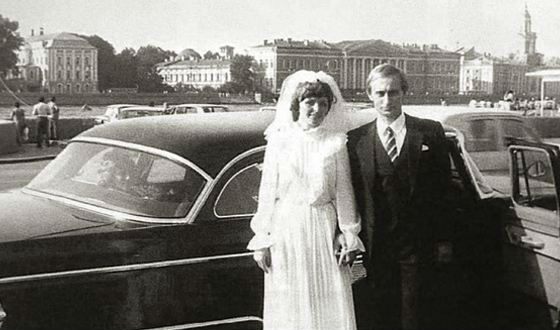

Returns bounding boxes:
[27,142,207,219]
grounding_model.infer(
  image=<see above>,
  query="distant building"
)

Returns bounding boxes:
[156,47,232,89]
[519,5,542,67]
[459,49,532,96]
[335,40,461,95]
[248,38,459,95]
[9,29,98,93]
[247,39,343,92]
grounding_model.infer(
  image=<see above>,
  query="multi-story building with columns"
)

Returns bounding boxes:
[157,47,234,89]
[248,38,460,95]
[11,30,98,93]
[335,40,460,95]
[247,39,343,92]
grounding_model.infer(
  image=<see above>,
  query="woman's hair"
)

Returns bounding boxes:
[289,80,335,121]
[14,101,20,107]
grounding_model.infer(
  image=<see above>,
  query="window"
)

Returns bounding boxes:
[465,119,497,152]
[67,57,71,66]
[76,56,80,65]
[214,162,263,217]
[76,71,81,80]
[512,148,558,212]
[28,143,207,219]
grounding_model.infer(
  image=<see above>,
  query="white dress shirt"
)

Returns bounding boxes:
[376,113,407,156]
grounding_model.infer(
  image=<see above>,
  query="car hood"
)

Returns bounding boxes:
[0,190,128,243]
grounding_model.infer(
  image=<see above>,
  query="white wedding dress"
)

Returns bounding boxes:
[248,127,365,330]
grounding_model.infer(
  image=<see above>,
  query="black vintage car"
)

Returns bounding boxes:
[0,111,558,329]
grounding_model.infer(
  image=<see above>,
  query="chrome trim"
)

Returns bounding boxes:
[0,252,254,285]
[213,163,262,219]
[188,146,266,223]
[25,137,214,224]
[143,316,262,329]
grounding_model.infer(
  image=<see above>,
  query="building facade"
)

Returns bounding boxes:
[336,40,460,95]
[157,47,232,89]
[460,52,533,96]
[248,39,460,95]
[11,30,98,93]
[247,39,343,92]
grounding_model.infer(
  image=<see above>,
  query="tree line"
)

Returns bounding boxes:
[0,15,262,94]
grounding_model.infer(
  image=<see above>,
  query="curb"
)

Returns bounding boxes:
[0,154,57,164]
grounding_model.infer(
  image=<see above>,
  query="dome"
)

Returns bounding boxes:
[177,48,201,60]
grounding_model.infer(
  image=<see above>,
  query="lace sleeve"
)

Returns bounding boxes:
[247,138,279,250]
[335,136,365,252]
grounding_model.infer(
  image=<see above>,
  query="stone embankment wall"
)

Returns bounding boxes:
[0,117,94,155]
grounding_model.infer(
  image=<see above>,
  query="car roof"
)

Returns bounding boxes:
[402,105,524,122]
[121,106,166,111]
[171,104,228,107]
[107,104,139,108]
[79,111,275,177]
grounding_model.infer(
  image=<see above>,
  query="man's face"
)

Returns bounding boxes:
[369,75,404,122]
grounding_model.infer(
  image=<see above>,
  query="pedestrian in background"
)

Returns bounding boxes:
[48,96,60,141]
[32,96,51,148]
[10,101,26,145]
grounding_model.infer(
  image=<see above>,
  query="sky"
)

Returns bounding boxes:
[2,0,560,58]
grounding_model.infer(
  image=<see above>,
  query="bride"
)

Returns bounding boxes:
[247,70,364,330]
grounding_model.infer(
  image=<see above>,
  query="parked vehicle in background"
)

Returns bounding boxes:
[166,104,229,115]
[258,106,276,112]
[404,107,542,194]
[93,104,139,125]
[118,106,167,120]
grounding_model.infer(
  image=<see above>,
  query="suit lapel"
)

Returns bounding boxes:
[361,120,377,190]
[405,114,423,197]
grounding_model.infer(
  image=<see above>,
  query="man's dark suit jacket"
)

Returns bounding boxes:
[347,114,452,277]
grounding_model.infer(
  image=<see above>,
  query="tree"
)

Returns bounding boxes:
[0,15,24,76]
[113,48,137,87]
[230,54,256,93]
[203,51,220,60]
[78,35,117,91]
[136,45,176,92]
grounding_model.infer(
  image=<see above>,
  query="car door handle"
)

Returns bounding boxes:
[518,235,545,249]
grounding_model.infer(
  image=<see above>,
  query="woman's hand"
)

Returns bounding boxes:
[253,248,271,273]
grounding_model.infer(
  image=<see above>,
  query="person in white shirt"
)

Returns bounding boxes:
[32,96,51,148]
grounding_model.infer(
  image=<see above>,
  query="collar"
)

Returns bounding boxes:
[376,113,406,135]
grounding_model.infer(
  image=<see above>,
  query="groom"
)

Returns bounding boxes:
[348,64,453,330]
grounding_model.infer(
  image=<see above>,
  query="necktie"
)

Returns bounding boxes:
[385,127,398,162]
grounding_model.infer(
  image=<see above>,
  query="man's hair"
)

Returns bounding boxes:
[366,64,409,94]
[14,101,20,107]
[290,80,334,121]
[51,96,56,102]
[38,96,45,102]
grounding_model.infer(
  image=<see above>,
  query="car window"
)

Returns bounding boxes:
[214,162,263,218]
[465,119,497,152]
[501,119,540,146]
[28,142,207,219]
[121,110,162,119]
[512,148,558,212]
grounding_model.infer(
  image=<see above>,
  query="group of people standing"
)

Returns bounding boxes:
[249,64,452,330]
[10,96,60,147]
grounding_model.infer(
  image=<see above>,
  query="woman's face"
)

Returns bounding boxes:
[297,96,330,130]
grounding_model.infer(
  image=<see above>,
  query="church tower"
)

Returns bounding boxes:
[520,5,541,66]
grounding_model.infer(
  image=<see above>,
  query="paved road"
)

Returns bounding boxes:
[0,160,50,191]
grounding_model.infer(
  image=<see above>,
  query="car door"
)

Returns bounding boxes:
[504,141,560,328]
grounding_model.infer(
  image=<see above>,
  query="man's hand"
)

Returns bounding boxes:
[436,242,453,264]
[253,248,271,273]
